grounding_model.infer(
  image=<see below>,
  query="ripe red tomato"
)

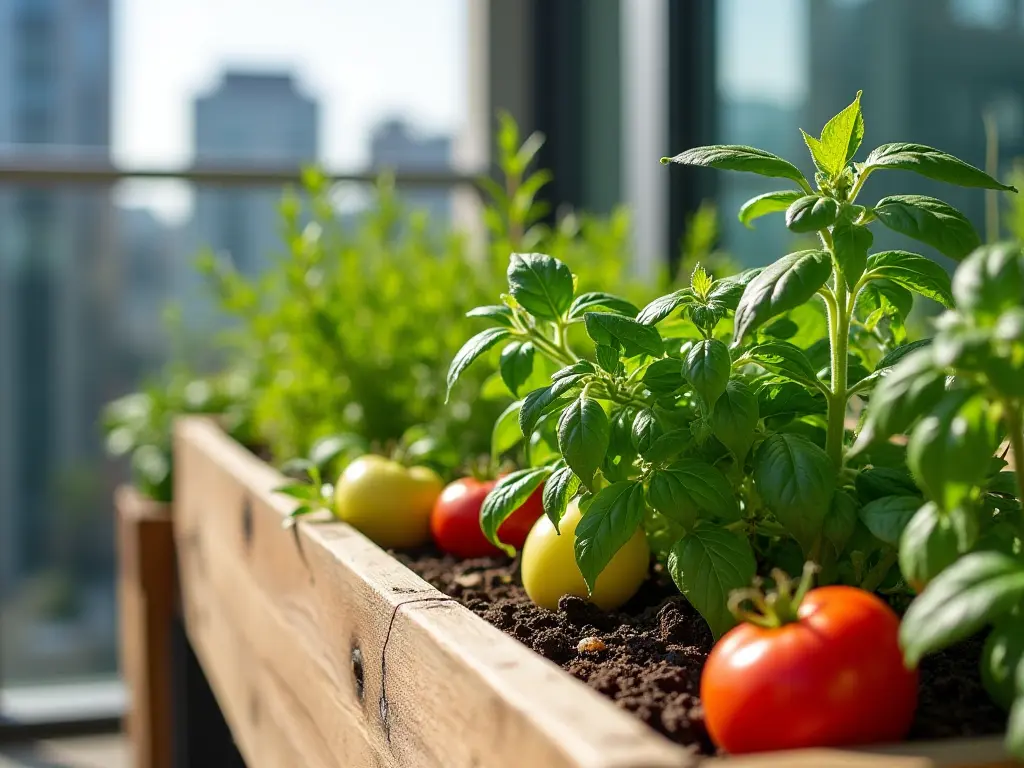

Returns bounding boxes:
[430,477,544,558]
[701,585,918,754]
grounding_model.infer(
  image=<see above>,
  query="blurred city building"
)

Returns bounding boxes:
[370,117,453,226]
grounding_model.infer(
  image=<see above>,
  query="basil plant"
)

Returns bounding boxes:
[446,92,1017,641]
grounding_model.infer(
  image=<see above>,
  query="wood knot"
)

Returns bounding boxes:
[241,496,254,550]
[350,643,365,702]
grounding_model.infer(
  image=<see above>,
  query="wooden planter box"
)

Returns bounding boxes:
[160,416,1015,768]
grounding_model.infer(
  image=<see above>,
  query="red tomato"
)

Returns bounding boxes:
[430,478,544,558]
[701,585,918,754]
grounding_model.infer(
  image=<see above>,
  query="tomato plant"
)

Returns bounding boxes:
[449,92,1017,639]
[702,564,917,753]
[872,241,1024,758]
[431,477,544,557]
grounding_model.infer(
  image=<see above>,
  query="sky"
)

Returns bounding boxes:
[113,0,467,169]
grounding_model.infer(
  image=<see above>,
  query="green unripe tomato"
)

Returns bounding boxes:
[334,455,443,548]
[521,498,649,611]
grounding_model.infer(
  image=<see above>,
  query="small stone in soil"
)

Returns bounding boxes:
[577,636,607,654]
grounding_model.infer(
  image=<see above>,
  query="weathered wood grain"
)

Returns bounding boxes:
[116,486,175,768]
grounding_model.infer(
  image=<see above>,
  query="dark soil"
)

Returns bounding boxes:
[394,549,1006,756]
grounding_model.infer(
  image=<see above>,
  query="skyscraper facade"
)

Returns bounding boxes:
[369,118,452,226]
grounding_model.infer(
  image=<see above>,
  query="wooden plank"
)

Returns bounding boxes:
[173,417,691,768]
[172,418,1017,768]
[116,486,176,768]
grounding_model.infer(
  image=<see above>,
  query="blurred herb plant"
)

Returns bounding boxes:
[450,92,1018,640]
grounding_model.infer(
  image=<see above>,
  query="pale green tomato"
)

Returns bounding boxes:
[521,498,649,611]
[334,455,443,548]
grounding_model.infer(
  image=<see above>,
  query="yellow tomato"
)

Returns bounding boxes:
[521,498,649,611]
[334,455,443,548]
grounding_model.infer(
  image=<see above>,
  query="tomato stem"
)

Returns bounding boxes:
[727,562,819,629]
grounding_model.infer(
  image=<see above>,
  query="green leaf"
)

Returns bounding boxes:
[761,317,799,340]
[852,347,944,452]
[637,290,692,326]
[855,279,913,342]
[908,391,1001,512]
[574,481,646,592]
[753,433,835,555]
[595,344,621,374]
[1008,694,1024,759]
[712,380,759,464]
[756,379,826,420]
[308,433,363,471]
[824,490,858,554]
[738,190,803,228]
[667,525,757,639]
[742,341,823,392]
[648,460,739,528]
[642,357,685,394]
[952,242,1024,318]
[833,219,873,289]
[446,327,511,401]
[806,90,864,176]
[499,341,535,396]
[481,466,554,554]
[466,304,515,327]
[542,464,580,532]
[662,144,809,187]
[983,614,1024,711]
[507,252,575,320]
[901,551,1024,666]
[631,409,661,455]
[733,250,832,343]
[785,195,839,233]
[557,394,611,490]
[492,400,524,459]
[683,339,731,409]
[858,495,920,546]
[851,339,932,394]
[274,482,321,502]
[898,502,961,592]
[855,466,920,502]
[519,374,586,435]
[568,292,639,319]
[864,251,954,308]
[709,268,763,310]
[584,312,663,358]
[872,195,980,261]
[641,429,693,464]
[862,143,1017,192]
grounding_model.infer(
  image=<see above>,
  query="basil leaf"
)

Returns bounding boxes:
[667,524,757,639]
[712,380,759,464]
[908,390,1000,512]
[481,466,554,555]
[738,190,803,228]
[982,614,1024,711]
[642,357,685,394]
[762,317,799,340]
[568,292,639,319]
[855,466,920,502]
[631,409,661,455]
[584,312,664,357]
[499,341,535,396]
[855,279,913,340]
[858,495,920,546]
[595,344,621,374]
[466,304,515,327]
[872,195,980,261]
[742,341,823,392]
[865,251,954,308]
[901,551,1024,666]
[683,339,731,409]
[851,339,932,394]
[756,379,827,420]
[574,481,646,592]
[852,347,944,452]
[557,394,611,490]
[507,252,575,320]
[785,195,839,233]
[542,464,580,532]
[952,242,1024,318]
[519,374,586,435]
[663,144,808,187]
[833,219,873,289]
[803,90,864,176]
[648,460,739,528]
[898,502,960,593]
[641,429,693,465]
[823,490,858,555]
[753,433,835,555]
[733,250,832,343]
[862,143,1017,192]
[492,400,524,459]
[446,327,511,401]
[637,290,692,326]
[709,268,763,310]
[551,360,595,381]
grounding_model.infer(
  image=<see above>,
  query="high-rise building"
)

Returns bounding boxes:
[189,72,319,304]
[370,118,452,226]
[0,0,114,602]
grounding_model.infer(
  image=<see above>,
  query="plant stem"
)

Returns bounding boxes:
[859,549,897,593]
[1005,404,1024,507]
[825,272,850,468]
